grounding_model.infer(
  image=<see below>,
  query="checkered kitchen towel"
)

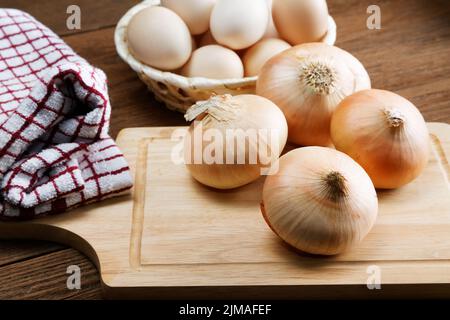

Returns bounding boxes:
[0,9,132,220]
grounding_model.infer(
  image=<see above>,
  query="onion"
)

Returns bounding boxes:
[330,89,430,189]
[184,94,288,189]
[256,43,371,146]
[261,147,378,255]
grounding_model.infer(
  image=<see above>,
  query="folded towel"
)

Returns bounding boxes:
[0,9,132,220]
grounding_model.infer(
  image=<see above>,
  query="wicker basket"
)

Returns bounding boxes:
[114,0,337,113]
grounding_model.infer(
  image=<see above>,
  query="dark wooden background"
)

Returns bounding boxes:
[0,0,449,299]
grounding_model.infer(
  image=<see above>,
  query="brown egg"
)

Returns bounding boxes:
[181,45,244,79]
[127,6,192,70]
[243,38,291,76]
[272,0,329,45]
[161,0,217,35]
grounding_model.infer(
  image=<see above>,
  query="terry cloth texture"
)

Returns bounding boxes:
[0,9,132,220]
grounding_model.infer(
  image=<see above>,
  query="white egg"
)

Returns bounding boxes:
[161,0,217,35]
[210,0,270,50]
[243,38,291,76]
[127,6,192,70]
[181,45,244,79]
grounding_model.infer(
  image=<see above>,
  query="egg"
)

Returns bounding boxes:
[243,38,291,76]
[210,0,270,50]
[127,6,192,71]
[161,0,217,35]
[198,30,217,47]
[181,45,244,79]
[263,0,279,39]
[272,0,329,45]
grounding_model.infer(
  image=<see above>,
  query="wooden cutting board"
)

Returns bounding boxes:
[0,122,449,299]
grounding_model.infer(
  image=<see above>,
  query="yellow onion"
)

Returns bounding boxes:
[256,43,371,146]
[331,89,430,189]
[261,147,378,255]
[184,94,288,189]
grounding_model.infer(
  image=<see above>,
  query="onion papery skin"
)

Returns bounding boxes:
[184,94,288,189]
[256,43,371,147]
[262,147,378,255]
[330,89,430,189]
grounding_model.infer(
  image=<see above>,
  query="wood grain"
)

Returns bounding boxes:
[0,249,101,300]
[0,0,449,299]
[0,123,449,299]
[0,240,63,267]
[0,0,140,35]
[331,0,450,124]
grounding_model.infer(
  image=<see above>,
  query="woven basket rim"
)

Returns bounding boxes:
[114,0,337,90]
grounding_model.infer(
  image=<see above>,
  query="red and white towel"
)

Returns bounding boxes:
[0,9,132,220]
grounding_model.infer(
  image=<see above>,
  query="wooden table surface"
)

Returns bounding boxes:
[0,0,449,299]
